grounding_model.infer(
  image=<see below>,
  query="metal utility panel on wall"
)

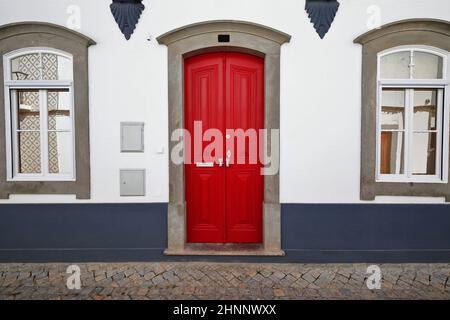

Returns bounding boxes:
[121,122,145,153]
[120,169,146,196]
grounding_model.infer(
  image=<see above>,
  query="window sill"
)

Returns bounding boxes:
[7,177,76,182]
[376,177,447,184]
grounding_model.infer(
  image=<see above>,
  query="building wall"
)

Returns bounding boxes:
[0,0,448,204]
[1,1,450,263]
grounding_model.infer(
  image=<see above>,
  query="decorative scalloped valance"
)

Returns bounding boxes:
[110,0,145,40]
[305,0,340,39]
[108,0,341,41]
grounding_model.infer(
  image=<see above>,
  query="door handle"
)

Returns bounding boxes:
[195,162,214,168]
[226,150,231,167]
[218,158,224,167]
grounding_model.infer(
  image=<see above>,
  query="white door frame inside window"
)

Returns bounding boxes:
[376,45,450,183]
[3,47,76,182]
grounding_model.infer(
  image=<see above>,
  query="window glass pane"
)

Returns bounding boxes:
[42,53,73,80]
[10,52,72,81]
[411,132,437,175]
[380,131,405,174]
[18,132,41,174]
[48,90,71,130]
[413,51,443,79]
[11,53,41,80]
[48,132,72,174]
[15,90,40,130]
[414,89,438,130]
[381,89,405,130]
[380,51,411,79]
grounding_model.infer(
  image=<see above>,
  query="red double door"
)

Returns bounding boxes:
[184,52,264,243]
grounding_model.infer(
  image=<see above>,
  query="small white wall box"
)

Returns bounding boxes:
[121,122,144,152]
[120,169,146,196]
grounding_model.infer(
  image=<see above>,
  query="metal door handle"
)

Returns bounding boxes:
[226,150,231,167]
[218,158,224,167]
[196,162,214,168]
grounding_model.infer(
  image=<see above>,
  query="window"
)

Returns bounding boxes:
[355,19,450,201]
[377,47,449,183]
[4,48,75,181]
[0,22,94,199]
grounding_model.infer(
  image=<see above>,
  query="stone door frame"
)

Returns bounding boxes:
[157,20,291,255]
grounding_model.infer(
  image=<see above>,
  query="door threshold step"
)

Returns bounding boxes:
[164,244,285,256]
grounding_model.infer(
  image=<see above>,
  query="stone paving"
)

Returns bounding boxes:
[0,263,450,300]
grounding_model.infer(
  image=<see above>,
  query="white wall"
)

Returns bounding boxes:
[0,0,449,204]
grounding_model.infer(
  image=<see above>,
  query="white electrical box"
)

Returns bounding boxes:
[120,169,146,196]
[121,122,144,152]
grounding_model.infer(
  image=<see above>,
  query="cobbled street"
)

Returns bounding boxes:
[1,263,450,300]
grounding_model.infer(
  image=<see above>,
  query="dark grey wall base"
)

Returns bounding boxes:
[1,203,450,263]
[281,204,450,256]
[0,249,164,264]
[0,203,167,263]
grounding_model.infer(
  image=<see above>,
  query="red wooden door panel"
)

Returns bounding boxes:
[185,53,226,243]
[184,52,264,244]
[225,53,264,243]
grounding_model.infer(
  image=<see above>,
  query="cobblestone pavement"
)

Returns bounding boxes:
[0,263,449,300]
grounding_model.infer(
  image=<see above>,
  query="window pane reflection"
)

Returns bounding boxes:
[380,131,405,174]
[10,52,73,81]
[380,52,410,79]
[15,90,40,130]
[48,132,72,174]
[48,90,71,131]
[11,53,41,80]
[381,89,405,130]
[18,132,41,174]
[413,52,443,79]
[414,90,438,130]
[42,53,73,80]
[411,132,437,175]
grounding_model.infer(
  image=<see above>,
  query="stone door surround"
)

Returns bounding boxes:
[157,20,291,256]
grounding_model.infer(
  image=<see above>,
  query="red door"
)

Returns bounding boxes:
[185,52,264,243]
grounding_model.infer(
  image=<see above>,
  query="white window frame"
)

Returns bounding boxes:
[376,45,450,183]
[3,47,76,182]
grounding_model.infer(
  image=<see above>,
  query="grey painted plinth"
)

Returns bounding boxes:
[158,20,290,256]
